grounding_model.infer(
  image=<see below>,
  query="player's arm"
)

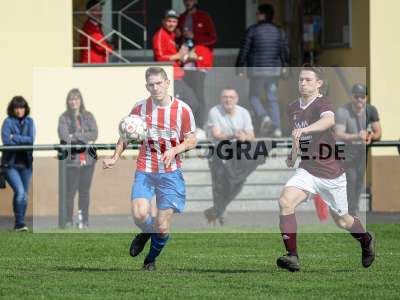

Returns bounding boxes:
[285,106,297,167]
[293,113,335,142]
[162,133,197,168]
[286,133,299,168]
[175,132,197,154]
[103,137,127,169]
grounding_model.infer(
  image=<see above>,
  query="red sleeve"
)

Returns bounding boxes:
[194,12,217,47]
[81,21,112,55]
[90,31,113,54]
[130,104,142,116]
[153,31,170,62]
[181,106,196,136]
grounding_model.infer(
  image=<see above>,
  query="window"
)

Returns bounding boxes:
[321,0,352,48]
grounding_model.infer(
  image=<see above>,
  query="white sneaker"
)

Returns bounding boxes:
[14,224,28,232]
[273,128,282,138]
[260,116,273,133]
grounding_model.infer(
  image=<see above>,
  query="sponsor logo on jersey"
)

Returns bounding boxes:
[294,120,308,129]
[148,128,178,140]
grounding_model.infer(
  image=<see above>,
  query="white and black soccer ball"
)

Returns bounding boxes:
[118,114,147,143]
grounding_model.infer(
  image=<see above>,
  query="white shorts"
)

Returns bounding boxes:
[285,168,348,216]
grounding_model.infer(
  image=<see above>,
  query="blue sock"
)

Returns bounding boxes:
[145,234,170,263]
[135,215,154,233]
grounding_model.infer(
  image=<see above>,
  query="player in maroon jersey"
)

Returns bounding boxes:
[276,66,375,272]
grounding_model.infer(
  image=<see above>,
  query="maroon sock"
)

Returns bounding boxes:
[279,214,298,256]
[349,217,371,248]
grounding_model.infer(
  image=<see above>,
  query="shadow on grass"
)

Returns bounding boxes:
[54,266,133,273]
[175,268,266,274]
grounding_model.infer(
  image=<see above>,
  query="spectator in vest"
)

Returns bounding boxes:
[236,4,290,137]
[177,0,217,130]
[335,83,382,216]
[58,89,98,229]
[80,0,113,64]
[1,96,35,231]
[153,9,200,126]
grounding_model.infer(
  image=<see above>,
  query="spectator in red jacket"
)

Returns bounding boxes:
[80,0,113,64]
[178,0,217,63]
[177,0,217,129]
[153,10,200,123]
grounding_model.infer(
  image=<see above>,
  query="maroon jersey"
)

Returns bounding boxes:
[287,95,344,179]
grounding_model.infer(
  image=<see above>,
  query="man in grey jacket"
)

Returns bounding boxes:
[236,4,290,137]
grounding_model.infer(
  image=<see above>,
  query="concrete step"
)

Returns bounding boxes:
[183,169,295,185]
[186,184,283,200]
[185,198,369,213]
[182,157,296,171]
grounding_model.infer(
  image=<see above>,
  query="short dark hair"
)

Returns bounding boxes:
[86,0,102,11]
[300,64,325,80]
[7,96,30,118]
[66,88,86,113]
[221,86,238,95]
[258,4,274,22]
[145,67,169,82]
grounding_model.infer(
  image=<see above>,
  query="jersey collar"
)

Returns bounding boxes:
[299,94,323,110]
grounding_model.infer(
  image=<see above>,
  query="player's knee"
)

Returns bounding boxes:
[132,210,148,223]
[279,195,294,212]
[132,201,150,222]
[156,223,169,235]
[335,217,351,230]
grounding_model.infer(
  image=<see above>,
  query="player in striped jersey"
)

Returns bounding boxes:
[103,67,197,271]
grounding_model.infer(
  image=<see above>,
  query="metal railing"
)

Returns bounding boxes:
[0,139,398,228]
[73,0,148,63]
[0,139,399,152]
[74,27,130,63]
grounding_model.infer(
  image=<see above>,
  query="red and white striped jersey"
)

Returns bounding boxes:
[130,97,196,173]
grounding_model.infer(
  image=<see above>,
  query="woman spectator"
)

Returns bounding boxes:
[1,96,35,231]
[58,89,98,229]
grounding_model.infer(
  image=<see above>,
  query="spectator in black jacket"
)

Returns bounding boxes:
[236,4,289,137]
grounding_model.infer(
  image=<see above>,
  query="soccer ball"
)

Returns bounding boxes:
[118,114,147,143]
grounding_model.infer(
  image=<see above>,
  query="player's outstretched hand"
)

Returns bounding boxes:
[103,157,117,170]
[292,128,303,148]
[285,152,296,168]
[286,157,295,168]
[161,148,176,168]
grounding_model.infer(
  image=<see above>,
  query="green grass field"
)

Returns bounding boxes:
[1,224,399,299]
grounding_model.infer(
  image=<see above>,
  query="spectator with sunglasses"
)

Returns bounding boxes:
[335,83,382,216]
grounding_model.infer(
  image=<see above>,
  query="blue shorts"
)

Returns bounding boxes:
[131,169,186,213]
